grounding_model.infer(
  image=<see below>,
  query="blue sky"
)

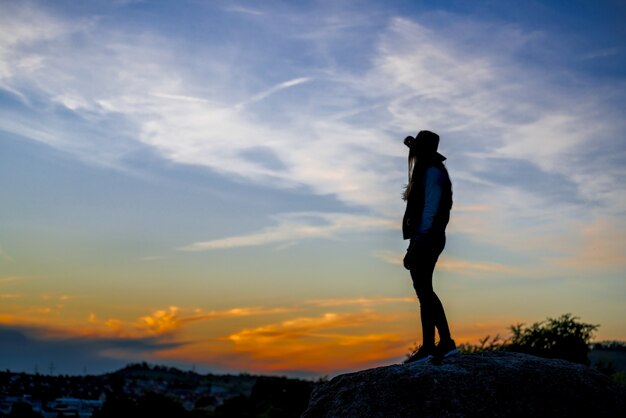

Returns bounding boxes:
[1,0,625,376]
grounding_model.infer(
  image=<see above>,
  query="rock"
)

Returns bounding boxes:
[302,352,625,417]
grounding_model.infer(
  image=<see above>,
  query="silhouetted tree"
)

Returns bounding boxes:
[428,314,600,365]
[507,314,598,365]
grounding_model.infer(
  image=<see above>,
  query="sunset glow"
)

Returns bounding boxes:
[1,0,625,377]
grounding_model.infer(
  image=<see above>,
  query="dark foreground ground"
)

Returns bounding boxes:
[2,347,625,417]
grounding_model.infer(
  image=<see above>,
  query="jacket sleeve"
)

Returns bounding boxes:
[417,166,443,235]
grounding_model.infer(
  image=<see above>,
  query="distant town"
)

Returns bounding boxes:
[0,362,314,417]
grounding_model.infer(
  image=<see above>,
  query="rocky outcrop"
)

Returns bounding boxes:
[302,352,625,417]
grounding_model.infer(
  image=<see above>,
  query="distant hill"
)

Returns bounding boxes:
[1,362,314,417]
[107,362,258,397]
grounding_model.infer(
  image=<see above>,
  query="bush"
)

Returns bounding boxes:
[507,314,598,365]
[458,334,506,354]
[421,314,599,365]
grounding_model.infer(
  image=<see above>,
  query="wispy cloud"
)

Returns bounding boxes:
[182,306,295,323]
[222,5,266,16]
[305,296,414,307]
[3,4,621,248]
[438,258,519,276]
[235,77,312,109]
[374,250,518,276]
[0,276,34,284]
[372,250,403,266]
[4,4,622,226]
[180,212,394,251]
[0,3,402,216]
[0,2,626,280]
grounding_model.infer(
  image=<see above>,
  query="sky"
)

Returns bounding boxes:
[1,0,625,378]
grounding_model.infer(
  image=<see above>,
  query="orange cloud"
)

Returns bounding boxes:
[88,305,298,340]
[1,296,531,375]
[182,306,296,323]
[223,311,409,372]
[137,306,181,335]
[305,296,414,307]
[437,257,518,275]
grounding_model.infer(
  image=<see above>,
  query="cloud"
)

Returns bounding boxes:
[136,306,181,336]
[0,2,404,216]
[180,212,394,251]
[182,306,296,323]
[224,311,407,372]
[0,276,34,284]
[222,5,266,16]
[1,300,413,375]
[438,258,519,276]
[4,4,623,233]
[235,77,312,109]
[372,250,403,266]
[374,250,517,276]
[0,3,70,90]
[50,9,626,226]
[0,324,183,375]
[89,305,298,339]
[305,296,414,307]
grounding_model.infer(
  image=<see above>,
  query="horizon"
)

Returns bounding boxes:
[1,0,625,378]
[3,337,625,380]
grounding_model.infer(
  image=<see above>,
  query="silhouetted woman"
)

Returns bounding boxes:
[402,130,457,363]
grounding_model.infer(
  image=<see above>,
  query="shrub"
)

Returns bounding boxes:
[411,314,599,365]
[458,334,506,354]
[507,314,598,365]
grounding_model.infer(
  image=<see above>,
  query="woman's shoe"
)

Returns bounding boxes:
[434,339,458,359]
[405,345,434,364]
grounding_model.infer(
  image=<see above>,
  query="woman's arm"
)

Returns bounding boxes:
[417,166,443,235]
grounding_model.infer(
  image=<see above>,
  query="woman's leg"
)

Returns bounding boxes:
[431,292,451,341]
[410,260,437,347]
[409,235,452,344]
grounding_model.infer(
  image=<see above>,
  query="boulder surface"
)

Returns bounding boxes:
[302,352,625,417]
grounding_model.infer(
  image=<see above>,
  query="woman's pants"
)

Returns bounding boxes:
[408,234,451,347]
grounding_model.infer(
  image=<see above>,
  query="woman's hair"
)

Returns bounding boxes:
[402,149,453,207]
[402,147,419,201]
